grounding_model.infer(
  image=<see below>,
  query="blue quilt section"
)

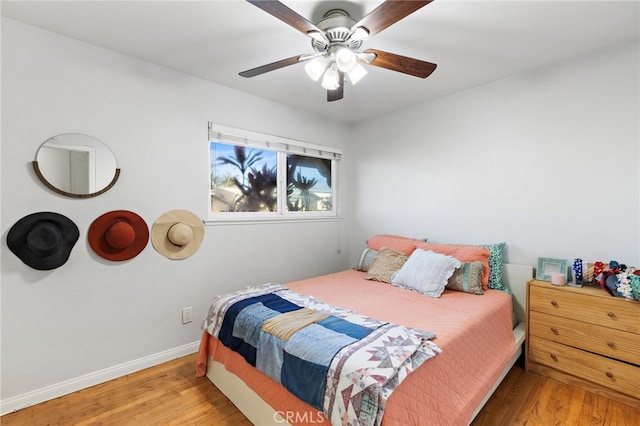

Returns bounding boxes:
[281,323,359,408]
[218,293,301,365]
[217,291,380,410]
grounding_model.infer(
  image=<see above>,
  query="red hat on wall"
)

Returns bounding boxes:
[88,210,148,261]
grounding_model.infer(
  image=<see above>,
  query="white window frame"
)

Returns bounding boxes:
[206,123,342,224]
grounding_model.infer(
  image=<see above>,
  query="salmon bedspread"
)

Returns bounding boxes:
[197,269,515,426]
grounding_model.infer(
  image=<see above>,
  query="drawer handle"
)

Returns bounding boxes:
[606,371,614,379]
[607,342,616,348]
[550,328,559,335]
[550,300,558,307]
[550,354,558,362]
[607,312,616,318]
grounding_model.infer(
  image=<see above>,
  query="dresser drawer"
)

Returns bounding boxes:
[529,310,640,365]
[529,284,640,333]
[529,336,640,398]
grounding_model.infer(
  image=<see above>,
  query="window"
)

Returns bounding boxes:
[208,123,341,221]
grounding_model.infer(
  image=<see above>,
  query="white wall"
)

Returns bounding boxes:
[0,18,351,407]
[350,40,639,274]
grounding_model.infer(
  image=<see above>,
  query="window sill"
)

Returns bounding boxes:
[203,216,343,226]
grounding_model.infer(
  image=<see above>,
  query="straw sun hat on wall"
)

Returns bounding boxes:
[151,209,204,260]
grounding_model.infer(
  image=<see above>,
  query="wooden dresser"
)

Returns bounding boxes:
[526,280,640,408]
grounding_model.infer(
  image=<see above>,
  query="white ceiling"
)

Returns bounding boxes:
[2,0,639,123]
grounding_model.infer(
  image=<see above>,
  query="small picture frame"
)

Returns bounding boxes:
[536,257,569,282]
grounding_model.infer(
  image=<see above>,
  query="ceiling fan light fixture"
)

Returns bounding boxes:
[335,47,357,72]
[321,66,340,90]
[347,62,367,85]
[304,55,329,81]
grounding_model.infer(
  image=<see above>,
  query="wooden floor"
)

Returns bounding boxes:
[2,354,638,425]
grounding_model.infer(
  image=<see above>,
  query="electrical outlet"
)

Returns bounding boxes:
[182,307,193,324]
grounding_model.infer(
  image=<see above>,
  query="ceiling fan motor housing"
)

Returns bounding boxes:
[311,9,362,53]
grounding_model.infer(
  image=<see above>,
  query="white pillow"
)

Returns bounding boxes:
[391,249,461,297]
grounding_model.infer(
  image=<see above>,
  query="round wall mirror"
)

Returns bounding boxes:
[33,133,120,198]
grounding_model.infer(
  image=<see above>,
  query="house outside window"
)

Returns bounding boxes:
[208,123,341,222]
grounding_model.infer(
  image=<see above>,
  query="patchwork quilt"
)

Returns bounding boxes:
[202,283,441,426]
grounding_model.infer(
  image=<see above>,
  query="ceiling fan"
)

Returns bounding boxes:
[239,0,437,102]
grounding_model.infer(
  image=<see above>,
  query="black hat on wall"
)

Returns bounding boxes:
[6,212,80,270]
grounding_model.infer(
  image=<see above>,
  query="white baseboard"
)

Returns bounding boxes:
[0,340,200,416]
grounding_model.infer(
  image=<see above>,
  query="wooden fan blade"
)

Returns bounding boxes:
[353,0,433,37]
[327,72,344,102]
[239,55,305,78]
[246,0,322,36]
[363,49,437,78]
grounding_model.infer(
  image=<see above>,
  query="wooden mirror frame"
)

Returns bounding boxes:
[32,161,120,199]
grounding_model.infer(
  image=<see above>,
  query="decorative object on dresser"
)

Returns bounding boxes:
[536,257,568,282]
[526,280,640,408]
[570,258,640,300]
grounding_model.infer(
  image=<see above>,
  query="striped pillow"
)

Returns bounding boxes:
[356,248,378,272]
[446,262,485,295]
[415,241,491,290]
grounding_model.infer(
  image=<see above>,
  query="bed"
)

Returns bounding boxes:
[196,236,532,426]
